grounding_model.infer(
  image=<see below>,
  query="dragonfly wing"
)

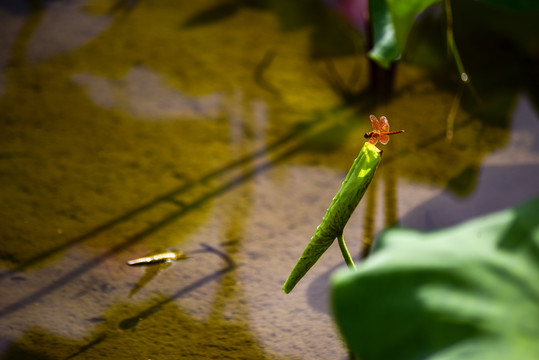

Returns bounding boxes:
[380,116,390,133]
[379,133,390,144]
[369,115,380,131]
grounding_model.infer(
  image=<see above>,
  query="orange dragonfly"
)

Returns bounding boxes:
[364,115,404,145]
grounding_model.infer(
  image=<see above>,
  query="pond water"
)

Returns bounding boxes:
[0,1,538,359]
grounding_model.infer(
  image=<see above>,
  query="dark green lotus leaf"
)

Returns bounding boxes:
[331,197,539,359]
[479,0,539,12]
[368,0,539,69]
[368,0,440,68]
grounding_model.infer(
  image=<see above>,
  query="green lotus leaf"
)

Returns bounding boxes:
[331,197,539,359]
[368,0,440,68]
[367,0,539,69]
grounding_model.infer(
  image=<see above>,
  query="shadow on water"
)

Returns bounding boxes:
[1,278,288,360]
[0,304,287,360]
[0,0,31,15]
[119,243,235,330]
[253,50,281,97]
[107,0,140,14]
[181,1,245,28]
[3,0,44,69]
[182,0,360,59]
[400,94,539,230]
[401,163,539,231]
[306,263,340,315]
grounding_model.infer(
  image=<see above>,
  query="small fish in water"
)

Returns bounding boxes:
[126,249,188,266]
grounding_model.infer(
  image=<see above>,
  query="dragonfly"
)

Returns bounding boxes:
[364,115,404,145]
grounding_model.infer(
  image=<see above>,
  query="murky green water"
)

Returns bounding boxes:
[1,0,538,359]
